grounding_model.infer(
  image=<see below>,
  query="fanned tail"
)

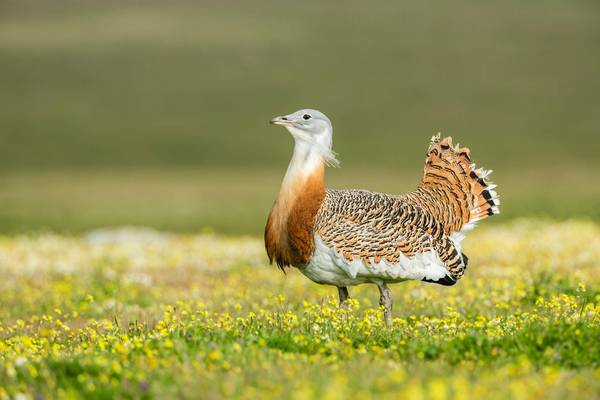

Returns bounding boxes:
[419,133,500,235]
[402,133,500,283]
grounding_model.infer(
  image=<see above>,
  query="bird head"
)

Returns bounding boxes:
[270,109,338,167]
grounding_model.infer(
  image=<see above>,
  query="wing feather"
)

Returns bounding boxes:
[314,189,464,283]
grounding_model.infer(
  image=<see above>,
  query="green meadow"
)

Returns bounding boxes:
[1,1,599,399]
[0,222,599,399]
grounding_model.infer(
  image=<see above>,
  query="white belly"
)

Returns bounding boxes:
[300,234,450,286]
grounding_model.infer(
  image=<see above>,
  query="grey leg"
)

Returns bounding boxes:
[337,286,350,305]
[377,283,393,327]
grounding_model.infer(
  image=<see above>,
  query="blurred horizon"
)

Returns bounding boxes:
[1,0,599,234]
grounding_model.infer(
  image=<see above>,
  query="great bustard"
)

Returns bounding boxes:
[265,109,500,326]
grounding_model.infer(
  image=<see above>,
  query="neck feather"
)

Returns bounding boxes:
[265,142,326,268]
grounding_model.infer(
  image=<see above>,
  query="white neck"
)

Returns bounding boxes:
[282,139,324,186]
[281,125,337,187]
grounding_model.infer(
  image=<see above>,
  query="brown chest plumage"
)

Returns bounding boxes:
[265,167,324,269]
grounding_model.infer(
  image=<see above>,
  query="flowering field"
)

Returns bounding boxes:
[0,220,599,399]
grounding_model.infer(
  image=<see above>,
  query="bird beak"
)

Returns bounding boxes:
[269,116,293,126]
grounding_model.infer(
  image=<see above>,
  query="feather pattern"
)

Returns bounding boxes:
[310,134,499,284]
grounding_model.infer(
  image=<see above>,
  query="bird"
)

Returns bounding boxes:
[265,109,500,326]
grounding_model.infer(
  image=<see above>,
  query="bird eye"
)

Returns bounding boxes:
[302,114,311,120]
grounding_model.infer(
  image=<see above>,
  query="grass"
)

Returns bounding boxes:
[0,220,599,399]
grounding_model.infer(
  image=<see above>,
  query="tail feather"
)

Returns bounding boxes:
[418,134,500,234]
[468,165,500,222]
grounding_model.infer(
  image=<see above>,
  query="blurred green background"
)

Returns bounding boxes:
[1,0,599,234]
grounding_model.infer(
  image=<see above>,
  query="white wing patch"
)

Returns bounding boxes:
[449,220,476,255]
[301,234,450,286]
